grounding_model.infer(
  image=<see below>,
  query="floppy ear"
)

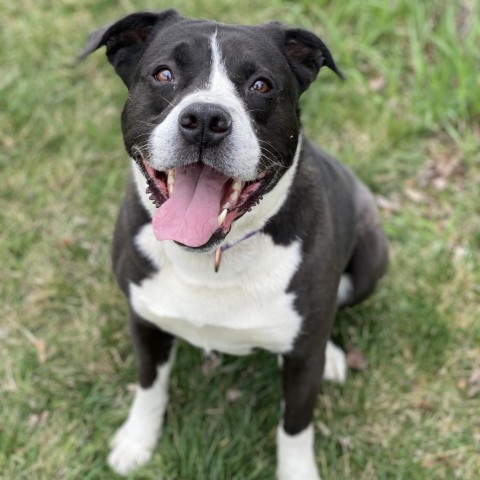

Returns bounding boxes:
[79,10,179,86]
[268,23,343,93]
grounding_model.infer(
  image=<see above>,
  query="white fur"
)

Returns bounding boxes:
[148,32,261,180]
[323,340,347,383]
[276,423,321,480]
[337,273,353,307]
[131,230,303,355]
[108,357,174,476]
[130,136,303,356]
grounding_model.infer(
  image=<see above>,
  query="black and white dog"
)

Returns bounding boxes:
[82,9,388,479]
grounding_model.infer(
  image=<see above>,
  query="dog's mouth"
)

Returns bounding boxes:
[134,153,268,249]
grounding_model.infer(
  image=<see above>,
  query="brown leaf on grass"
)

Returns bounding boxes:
[467,369,480,398]
[28,411,49,430]
[34,339,47,364]
[338,435,352,451]
[404,187,426,203]
[346,348,368,371]
[457,378,467,391]
[418,143,466,189]
[421,454,436,469]
[226,388,242,403]
[369,74,386,92]
[202,352,220,375]
[416,400,434,412]
[316,421,332,438]
[453,245,467,264]
[376,195,401,214]
[456,1,473,39]
[59,237,73,248]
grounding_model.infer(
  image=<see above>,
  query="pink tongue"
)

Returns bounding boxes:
[152,164,228,247]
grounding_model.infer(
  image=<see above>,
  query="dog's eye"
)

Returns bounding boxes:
[250,79,271,94]
[154,68,174,83]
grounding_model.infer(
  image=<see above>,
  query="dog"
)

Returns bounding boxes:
[81,9,388,479]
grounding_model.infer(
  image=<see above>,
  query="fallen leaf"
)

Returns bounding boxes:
[416,400,434,412]
[421,454,436,469]
[453,245,467,264]
[34,339,47,364]
[226,388,242,403]
[59,237,73,247]
[468,369,480,398]
[28,411,49,429]
[346,348,368,371]
[418,143,466,188]
[404,187,426,203]
[316,421,332,438]
[456,2,473,40]
[376,195,401,214]
[369,75,387,92]
[338,436,352,450]
[202,352,220,375]
[457,378,467,390]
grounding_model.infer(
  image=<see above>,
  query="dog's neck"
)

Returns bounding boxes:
[214,229,260,272]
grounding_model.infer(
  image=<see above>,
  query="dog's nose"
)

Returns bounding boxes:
[178,103,232,147]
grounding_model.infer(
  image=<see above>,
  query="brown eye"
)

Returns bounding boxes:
[251,79,271,94]
[154,68,174,83]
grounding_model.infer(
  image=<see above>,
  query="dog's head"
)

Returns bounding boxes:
[81,10,341,250]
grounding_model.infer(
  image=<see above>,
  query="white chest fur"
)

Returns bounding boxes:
[130,226,303,355]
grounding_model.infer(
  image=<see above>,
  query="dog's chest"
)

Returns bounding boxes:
[129,225,303,355]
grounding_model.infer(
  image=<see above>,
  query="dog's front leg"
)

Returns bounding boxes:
[108,309,175,476]
[277,342,327,480]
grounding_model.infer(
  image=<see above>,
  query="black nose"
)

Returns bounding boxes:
[178,103,232,147]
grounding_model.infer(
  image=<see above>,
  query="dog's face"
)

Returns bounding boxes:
[82,10,340,250]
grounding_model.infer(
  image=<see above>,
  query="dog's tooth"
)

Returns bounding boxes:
[167,169,175,195]
[217,208,228,226]
[222,202,231,210]
[230,191,239,203]
[232,180,243,192]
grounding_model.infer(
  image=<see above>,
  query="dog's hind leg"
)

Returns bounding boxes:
[340,184,389,308]
[108,309,175,476]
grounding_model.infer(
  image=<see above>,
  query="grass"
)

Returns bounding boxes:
[1,0,479,479]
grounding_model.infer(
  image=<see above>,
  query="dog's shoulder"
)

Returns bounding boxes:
[264,138,359,248]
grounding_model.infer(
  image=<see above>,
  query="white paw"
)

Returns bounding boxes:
[276,424,321,480]
[277,462,321,480]
[107,421,158,476]
[323,341,347,384]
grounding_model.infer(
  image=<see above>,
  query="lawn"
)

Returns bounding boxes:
[1,0,479,479]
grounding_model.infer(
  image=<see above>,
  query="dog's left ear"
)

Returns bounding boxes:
[79,10,180,86]
[268,23,343,93]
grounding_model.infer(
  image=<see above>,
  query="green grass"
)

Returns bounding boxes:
[1,0,479,479]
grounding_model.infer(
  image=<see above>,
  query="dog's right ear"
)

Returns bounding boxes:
[79,10,180,87]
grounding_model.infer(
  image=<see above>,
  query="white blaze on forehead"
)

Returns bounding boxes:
[147,30,261,179]
[206,31,261,176]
